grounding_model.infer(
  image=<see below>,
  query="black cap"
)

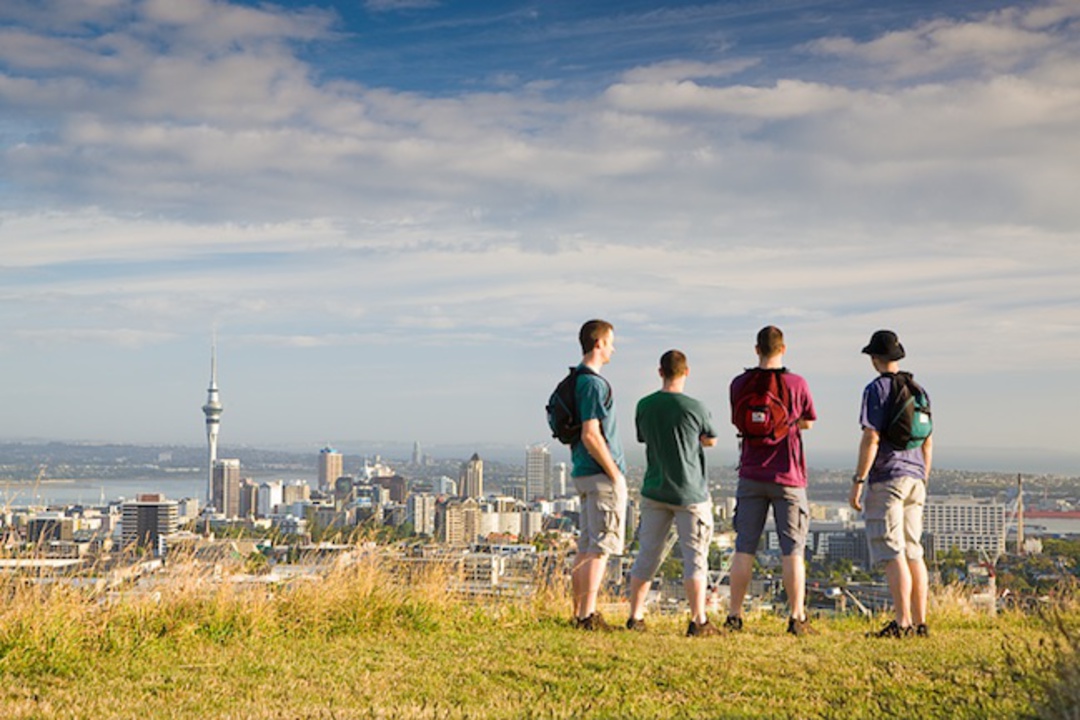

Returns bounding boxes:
[862,330,905,361]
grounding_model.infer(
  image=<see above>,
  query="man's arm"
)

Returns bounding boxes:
[921,434,933,481]
[849,427,879,512]
[700,434,718,447]
[797,419,814,431]
[580,418,625,483]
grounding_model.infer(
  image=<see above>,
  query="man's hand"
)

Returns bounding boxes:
[849,482,864,512]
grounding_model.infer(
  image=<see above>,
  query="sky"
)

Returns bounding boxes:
[1,0,1079,472]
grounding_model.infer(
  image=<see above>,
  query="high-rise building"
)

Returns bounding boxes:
[552,462,568,498]
[201,344,223,505]
[257,481,283,518]
[121,494,179,552]
[318,446,343,492]
[374,474,408,503]
[407,493,437,537]
[211,459,241,518]
[412,441,423,465]
[525,444,551,501]
[923,496,1007,559]
[282,480,311,508]
[238,478,259,518]
[439,497,480,545]
[460,453,484,499]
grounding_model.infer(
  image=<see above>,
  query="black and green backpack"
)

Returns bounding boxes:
[882,371,932,450]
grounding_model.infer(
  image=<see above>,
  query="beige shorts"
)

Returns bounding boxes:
[630,497,713,582]
[573,473,627,556]
[864,476,926,564]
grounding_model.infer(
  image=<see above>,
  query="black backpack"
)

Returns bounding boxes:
[882,371,932,450]
[546,366,610,445]
[732,368,791,445]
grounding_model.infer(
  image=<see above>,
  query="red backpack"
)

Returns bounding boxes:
[732,368,791,445]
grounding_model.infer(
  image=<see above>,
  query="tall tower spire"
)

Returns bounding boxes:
[202,341,223,506]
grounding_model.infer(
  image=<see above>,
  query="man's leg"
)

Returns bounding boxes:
[730,479,768,620]
[685,576,709,625]
[775,485,809,622]
[573,552,608,619]
[627,574,651,621]
[904,477,929,627]
[675,501,714,626]
[909,557,929,626]
[728,552,755,618]
[781,553,807,621]
[884,557,913,627]
[628,499,673,622]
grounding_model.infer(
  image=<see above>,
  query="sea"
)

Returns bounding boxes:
[0,473,309,509]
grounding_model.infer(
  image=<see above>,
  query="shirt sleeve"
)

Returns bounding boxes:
[860,379,887,431]
[700,403,718,438]
[796,376,817,422]
[635,399,645,443]
[577,374,609,422]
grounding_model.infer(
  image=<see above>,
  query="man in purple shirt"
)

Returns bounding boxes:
[849,329,933,638]
[727,326,817,636]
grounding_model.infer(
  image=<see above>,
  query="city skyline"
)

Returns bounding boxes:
[2,1,1079,473]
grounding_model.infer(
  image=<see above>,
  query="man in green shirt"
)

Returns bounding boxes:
[626,350,720,637]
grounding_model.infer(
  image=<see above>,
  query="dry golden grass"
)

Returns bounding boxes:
[0,548,1076,719]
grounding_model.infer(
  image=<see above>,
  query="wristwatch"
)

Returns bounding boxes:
[851,474,866,485]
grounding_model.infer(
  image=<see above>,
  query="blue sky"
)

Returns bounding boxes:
[1,0,1079,472]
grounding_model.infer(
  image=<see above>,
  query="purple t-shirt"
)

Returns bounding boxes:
[729,369,816,487]
[860,375,929,483]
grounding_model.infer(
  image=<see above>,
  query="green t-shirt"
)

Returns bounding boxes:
[635,390,717,506]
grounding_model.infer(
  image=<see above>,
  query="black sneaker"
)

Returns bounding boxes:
[723,615,743,632]
[578,613,613,632]
[915,623,929,638]
[868,619,912,638]
[787,616,813,636]
[686,619,720,638]
[625,617,647,632]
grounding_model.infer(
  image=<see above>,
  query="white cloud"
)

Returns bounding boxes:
[806,6,1064,78]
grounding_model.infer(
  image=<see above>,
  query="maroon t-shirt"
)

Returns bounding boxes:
[729,369,816,487]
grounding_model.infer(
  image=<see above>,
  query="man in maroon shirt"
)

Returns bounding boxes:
[727,326,817,635]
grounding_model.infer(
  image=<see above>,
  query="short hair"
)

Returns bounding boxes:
[659,350,688,379]
[579,319,614,355]
[756,325,784,356]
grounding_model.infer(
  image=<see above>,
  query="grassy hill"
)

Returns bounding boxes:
[1,556,1076,719]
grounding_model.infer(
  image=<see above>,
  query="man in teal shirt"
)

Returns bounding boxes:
[570,319,628,631]
[626,350,719,636]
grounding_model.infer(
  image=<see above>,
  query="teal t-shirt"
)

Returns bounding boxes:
[635,390,717,505]
[570,366,626,478]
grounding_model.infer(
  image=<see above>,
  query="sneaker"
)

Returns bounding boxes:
[625,617,647,632]
[868,619,913,638]
[577,612,613,632]
[723,615,743,633]
[915,623,929,638]
[787,616,814,636]
[686,619,721,638]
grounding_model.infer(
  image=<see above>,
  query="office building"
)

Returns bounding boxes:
[552,462,568,498]
[318,446,344,492]
[212,459,241,518]
[525,444,551,501]
[121,494,179,552]
[407,493,437,537]
[460,453,483,499]
[439,497,480,545]
[924,496,1007,558]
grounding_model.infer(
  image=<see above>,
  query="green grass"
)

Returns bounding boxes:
[0,556,1075,719]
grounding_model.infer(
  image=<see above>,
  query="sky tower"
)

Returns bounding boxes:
[202,344,223,506]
